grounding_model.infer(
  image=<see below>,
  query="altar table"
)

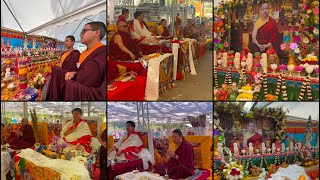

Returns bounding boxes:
[12,149,91,180]
[216,67,319,100]
[108,158,144,180]
[115,171,165,180]
[1,151,11,180]
[108,76,146,101]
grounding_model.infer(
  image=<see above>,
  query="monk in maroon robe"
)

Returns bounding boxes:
[99,129,107,180]
[117,8,129,24]
[59,36,80,72]
[243,122,263,149]
[7,118,35,149]
[109,21,142,61]
[157,19,171,37]
[154,129,195,179]
[46,22,106,100]
[249,2,281,54]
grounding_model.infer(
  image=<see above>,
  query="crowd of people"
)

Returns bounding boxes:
[108,8,210,62]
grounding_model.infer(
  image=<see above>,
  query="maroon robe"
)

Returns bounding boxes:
[109,31,142,61]
[246,132,263,149]
[117,15,127,24]
[100,129,107,180]
[161,26,171,37]
[167,140,195,179]
[46,45,106,100]
[61,50,80,71]
[7,124,35,149]
[249,17,280,54]
[154,140,195,179]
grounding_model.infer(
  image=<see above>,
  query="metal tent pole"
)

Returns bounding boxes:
[147,102,150,129]
[1,102,5,124]
[2,0,25,33]
[88,102,91,117]
[23,102,27,118]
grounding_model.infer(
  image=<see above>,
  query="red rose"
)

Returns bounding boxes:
[230,168,241,176]
[309,26,315,31]
[311,38,317,43]
[306,5,310,10]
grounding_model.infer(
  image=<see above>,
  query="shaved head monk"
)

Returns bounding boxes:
[59,35,80,71]
[46,21,107,100]
[130,11,159,45]
[7,118,35,149]
[249,2,280,54]
[117,8,129,24]
[109,21,142,61]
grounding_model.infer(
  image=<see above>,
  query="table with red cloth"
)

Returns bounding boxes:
[113,60,148,76]
[108,54,174,101]
[190,169,211,180]
[108,158,144,180]
[108,76,146,101]
[304,164,319,179]
[139,44,172,55]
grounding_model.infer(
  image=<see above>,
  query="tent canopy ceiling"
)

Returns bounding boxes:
[107,102,213,124]
[1,102,106,116]
[1,0,106,41]
[244,102,319,121]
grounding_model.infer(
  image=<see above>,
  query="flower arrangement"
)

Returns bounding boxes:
[301,53,318,65]
[280,0,319,64]
[250,165,261,177]
[223,162,245,180]
[214,83,238,101]
[267,164,277,174]
[214,0,232,52]
[29,73,46,90]
[50,135,68,156]
[281,162,288,168]
[236,85,254,101]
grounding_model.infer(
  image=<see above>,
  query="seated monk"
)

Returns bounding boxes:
[46,21,106,100]
[130,11,159,45]
[7,118,35,149]
[154,129,195,179]
[59,35,80,71]
[117,8,129,24]
[109,21,142,61]
[108,121,152,170]
[157,19,171,37]
[249,2,281,55]
[58,108,100,156]
[1,123,10,145]
[243,121,262,149]
[99,129,107,179]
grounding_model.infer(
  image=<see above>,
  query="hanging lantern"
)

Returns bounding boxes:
[179,0,184,3]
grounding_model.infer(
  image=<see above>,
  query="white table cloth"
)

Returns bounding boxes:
[145,53,174,100]
[115,171,165,180]
[1,151,11,180]
[17,148,91,180]
[171,38,197,79]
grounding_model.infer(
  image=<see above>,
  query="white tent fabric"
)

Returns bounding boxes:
[1,102,106,115]
[107,102,213,123]
[244,102,319,121]
[1,0,106,41]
